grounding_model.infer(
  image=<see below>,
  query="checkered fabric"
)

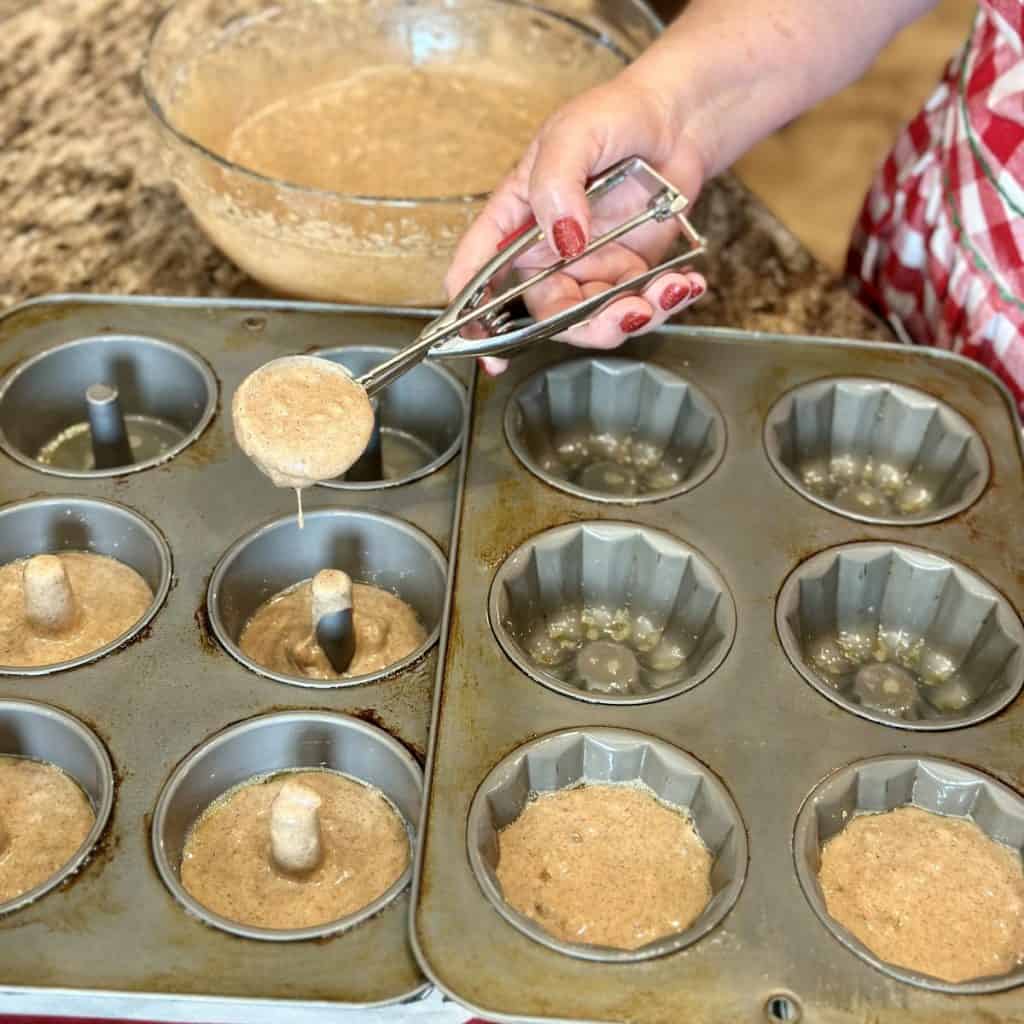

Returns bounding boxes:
[847,0,1024,417]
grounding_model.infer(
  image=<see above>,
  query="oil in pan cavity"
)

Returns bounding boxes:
[0,497,172,676]
[151,710,422,942]
[763,377,989,525]
[207,508,447,688]
[489,521,736,704]
[466,727,747,962]
[793,755,1024,994]
[0,335,217,478]
[776,542,1024,730]
[0,700,114,916]
[505,357,725,504]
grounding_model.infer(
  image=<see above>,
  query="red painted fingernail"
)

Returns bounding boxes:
[497,216,537,252]
[659,281,693,311]
[620,312,651,334]
[552,217,586,259]
[690,280,707,300]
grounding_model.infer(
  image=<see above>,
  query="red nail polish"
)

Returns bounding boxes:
[690,280,707,300]
[620,312,651,334]
[497,216,538,252]
[552,217,586,259]
[659,281,692,311]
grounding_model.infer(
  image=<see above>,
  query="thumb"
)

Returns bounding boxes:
[526,103,608,261]
[527,83,663,261]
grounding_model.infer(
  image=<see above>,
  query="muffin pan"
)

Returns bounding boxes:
[776,542,1024,729]
[0,296,469,1019]
[764,377,990,525]
[1,296,1023,1022]
[208,508,447,688]
[413,328,1024,1023]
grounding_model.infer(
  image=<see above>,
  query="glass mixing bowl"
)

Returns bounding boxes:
[142,0,659,307]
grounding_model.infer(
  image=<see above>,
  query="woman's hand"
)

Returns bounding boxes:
[444,75,707,375]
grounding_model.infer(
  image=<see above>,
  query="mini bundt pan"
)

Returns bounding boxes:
[467,728,747,962]
[764,377,989,525]
[489,522,736,704]
[776,543,1024,730]
[794,756,1024,993]
[505,357,725,504]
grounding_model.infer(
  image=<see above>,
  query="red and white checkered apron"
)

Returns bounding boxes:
[846,0,1024,417]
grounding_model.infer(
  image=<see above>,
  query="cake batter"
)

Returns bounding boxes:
[0,755,95,905]
[0,552,153,668]
[239,576,425,679]
[224,66,563,199]
[497,783,712,950]
[232,356,375,503]
[819,805,1024,982]
[181,769,409,930]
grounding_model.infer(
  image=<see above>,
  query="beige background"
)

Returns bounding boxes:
[736,0,976,269]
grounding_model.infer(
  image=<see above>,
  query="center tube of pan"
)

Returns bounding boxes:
[312,569,355,674]
[270,779,323,875]
[86,383,134,470]
[22,554,78,636]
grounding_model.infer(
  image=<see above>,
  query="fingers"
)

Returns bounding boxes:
[479,356,509,376]
[476,269,706,376]
[560,269,707,351]
[526,110,602,260]
[646,270,706,321]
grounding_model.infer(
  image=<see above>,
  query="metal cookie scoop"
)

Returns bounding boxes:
[356,156,706,398]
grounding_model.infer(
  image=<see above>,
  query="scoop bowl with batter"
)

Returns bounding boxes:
[232,355,375,495]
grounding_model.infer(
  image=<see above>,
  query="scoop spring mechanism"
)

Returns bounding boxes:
[356,156,705,398]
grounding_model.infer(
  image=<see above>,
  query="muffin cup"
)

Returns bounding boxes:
[763,377,989,525]
[467,727,747,962]
[151,711,422,941]
[0,335,217,478]
[0,497,172,676]
[207,509,447,688]
[776,542,1024,730]
[489,522,735,704]
[0,699,114,915]
[315,347,466,490]
[793,755,1024,994]
[505,357,725,504]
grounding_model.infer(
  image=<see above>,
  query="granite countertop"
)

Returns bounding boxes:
[0,0,886,343]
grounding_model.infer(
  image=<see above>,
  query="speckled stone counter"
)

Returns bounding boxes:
[0,0,886,343]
